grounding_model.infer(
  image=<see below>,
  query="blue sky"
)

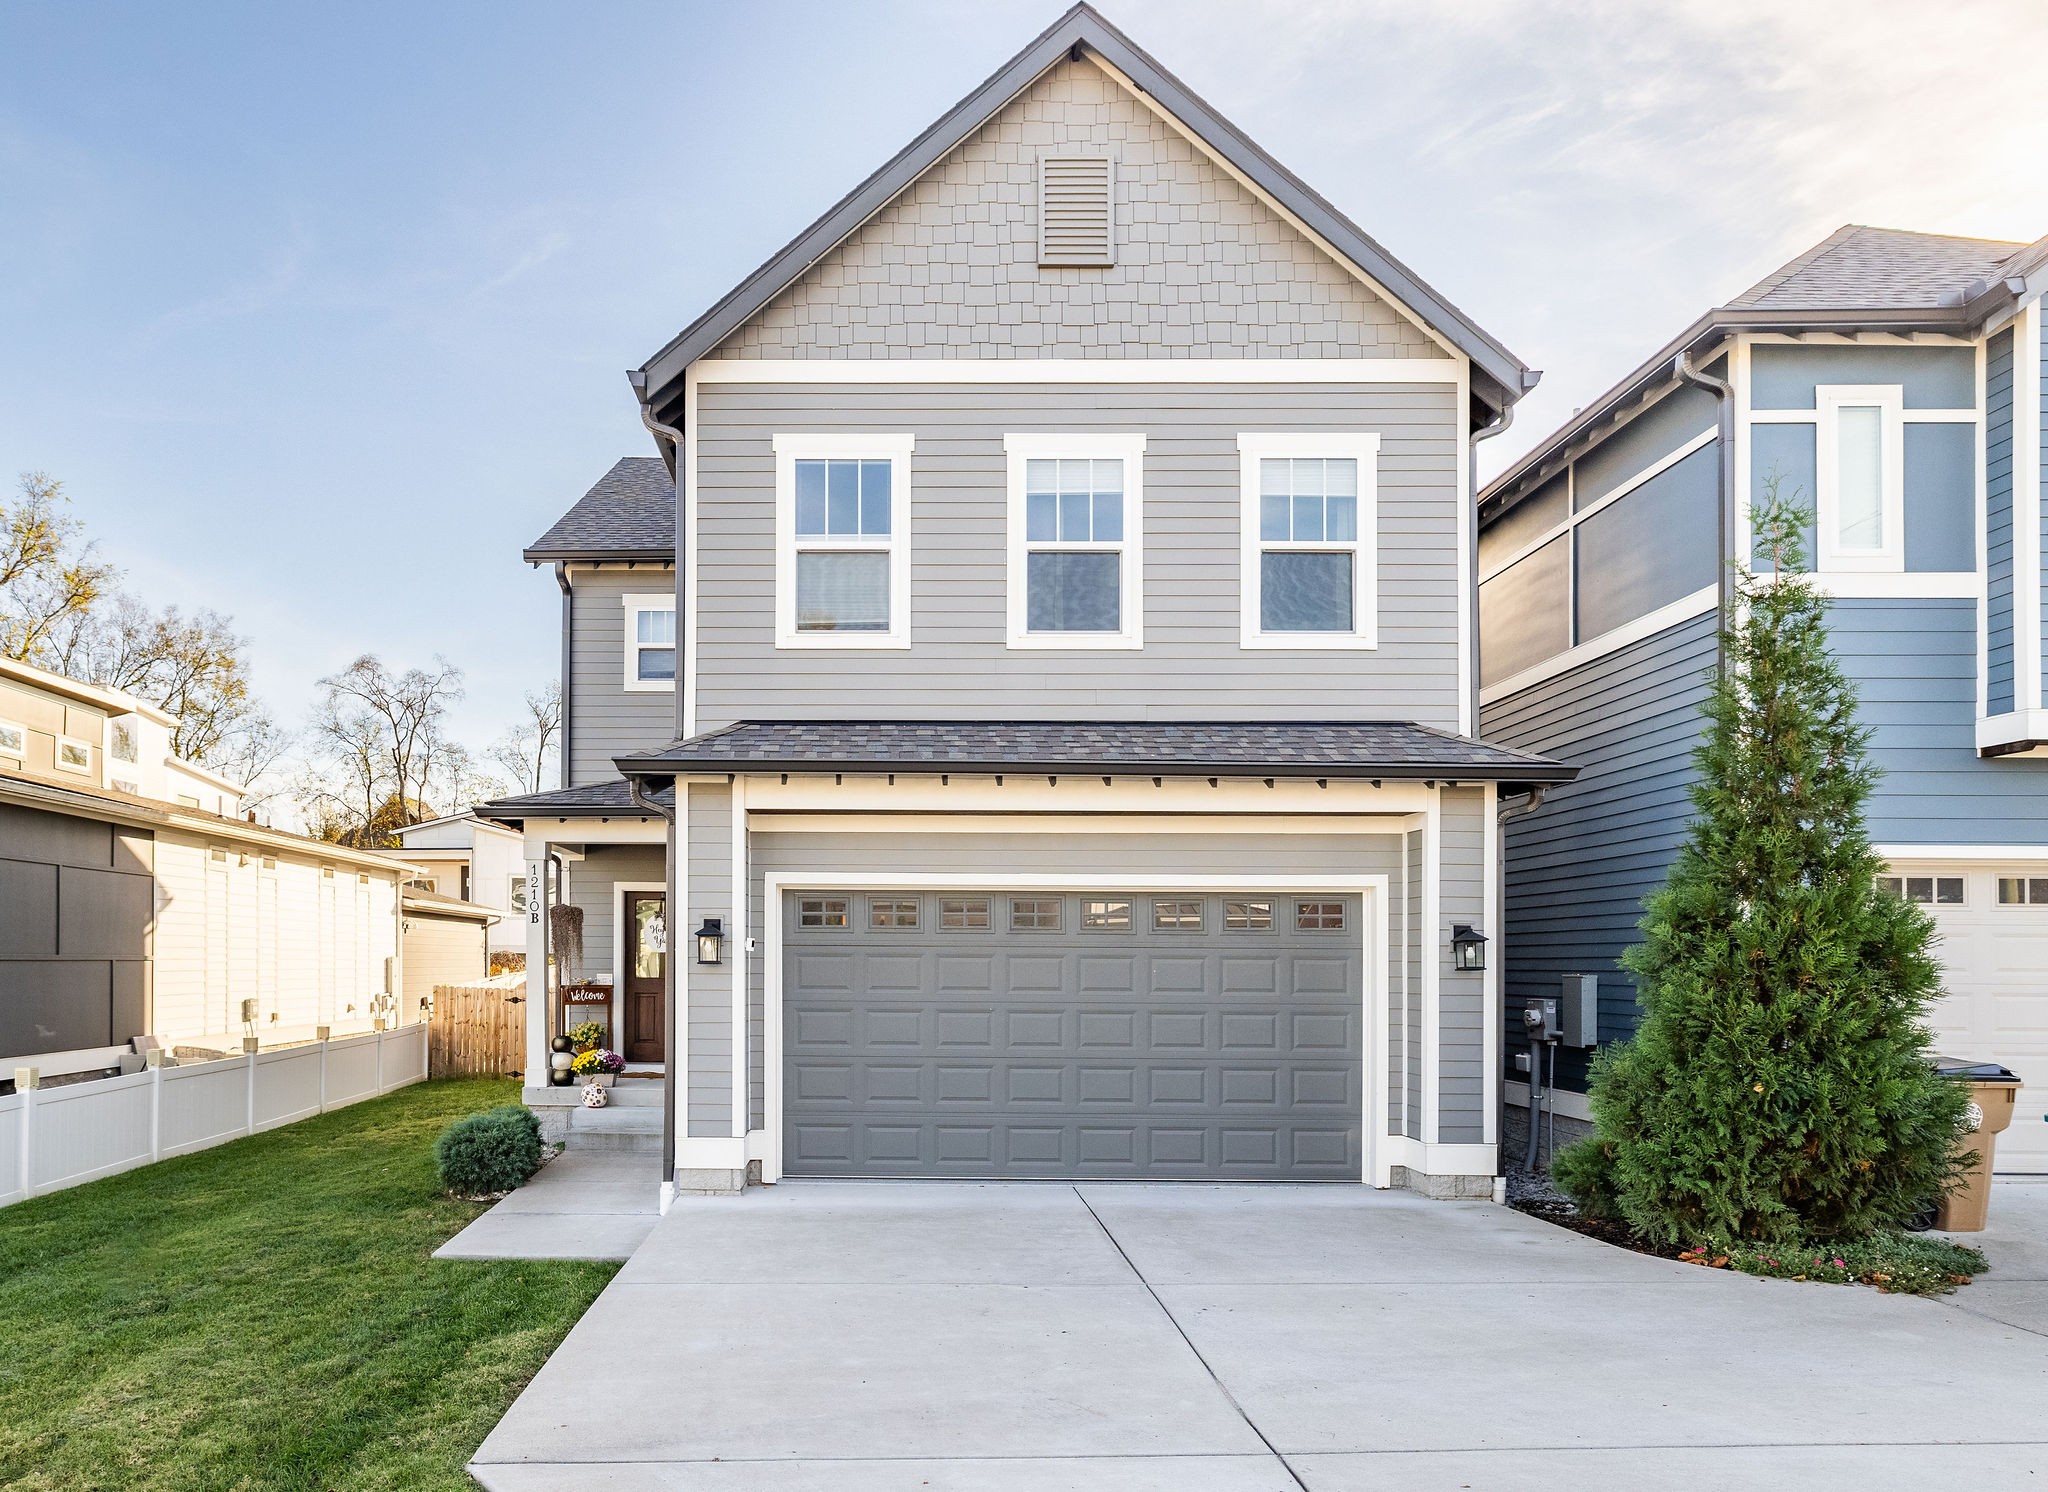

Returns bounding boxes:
[4,0,2044,763]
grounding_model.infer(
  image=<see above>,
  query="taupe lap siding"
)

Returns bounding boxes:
[693,382,1461,727]
[783,890,1362,1179]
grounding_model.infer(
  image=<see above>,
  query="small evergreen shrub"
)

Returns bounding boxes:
[1555,486,1969,1248]
[434,1104,543,1195]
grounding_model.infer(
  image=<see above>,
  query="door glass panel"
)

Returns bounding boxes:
[634,897,666,979]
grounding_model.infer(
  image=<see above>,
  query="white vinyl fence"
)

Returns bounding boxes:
[0,1024,428,1210]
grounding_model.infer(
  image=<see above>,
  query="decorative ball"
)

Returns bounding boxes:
[551,1035,573,1053]
[581,1082,609,1109]
[550,1051,573,1072]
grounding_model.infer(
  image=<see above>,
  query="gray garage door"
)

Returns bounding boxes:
[784,890,1362,1179]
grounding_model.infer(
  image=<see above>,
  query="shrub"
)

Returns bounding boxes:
[434,1105,543,1195]
[1555,487,1968,1248]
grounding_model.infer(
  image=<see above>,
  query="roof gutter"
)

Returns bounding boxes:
[1673,349,1736,672]
[609,755,1578,788]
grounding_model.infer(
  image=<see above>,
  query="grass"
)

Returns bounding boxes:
[0,1078,617,1491]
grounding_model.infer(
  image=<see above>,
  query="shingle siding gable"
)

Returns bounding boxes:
[709,57,1432,361]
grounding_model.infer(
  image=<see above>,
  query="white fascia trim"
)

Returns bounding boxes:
[771,433,915,651]
[1479,428,1718,585]
[1503,1079,1593,1124]
[1807,572,1981,599]
[1750,408,1979,423]
[739,775,1439,815]
[1479,585,1718,707]
[1976,708,2048,751]
[1874,845,2048,863]
[751,811,1430,836]
[762,869,1393,1187]
[1815,384,1907,574]
[1003,433,1146,650]
[1237,432,1381,651]
[620,592,679,693]
[2016,301,2045,710]
[693,357,1462,384]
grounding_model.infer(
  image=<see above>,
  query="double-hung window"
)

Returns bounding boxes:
[622,594,677,690]
[1238,433,1379,648]
[1004,434,1144,648]
[1815,385,1904,572]
[774,434,913,648]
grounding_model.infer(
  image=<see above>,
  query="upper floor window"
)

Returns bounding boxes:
[1238,434,1379,649]
[56,737,92,774]
[1816,385,1904,573]
[1004,434,1144,649]
[623,594,676,692]
[109,718,139,764]
[0,718,23,759]
[773,434,913,649]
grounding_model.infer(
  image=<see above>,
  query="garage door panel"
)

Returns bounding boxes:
[784,890,1363,1180]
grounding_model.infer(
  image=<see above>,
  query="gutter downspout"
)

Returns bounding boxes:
[627,773,680,1199]
[1468,401,1516,738]
[554,563,573,791]
[1674,350,1735,672]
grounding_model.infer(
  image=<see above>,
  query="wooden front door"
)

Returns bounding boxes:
[623,892,667,1064]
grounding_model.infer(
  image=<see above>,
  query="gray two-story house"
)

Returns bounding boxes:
[1479,223,2048,1171]
[481,4,1572,1203]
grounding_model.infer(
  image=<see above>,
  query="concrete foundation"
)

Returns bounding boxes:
[1391,1166,1497,1200]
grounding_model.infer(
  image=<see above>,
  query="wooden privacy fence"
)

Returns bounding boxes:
[428,974,527,1079]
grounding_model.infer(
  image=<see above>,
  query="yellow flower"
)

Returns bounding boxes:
[1753,1083,1764,1093]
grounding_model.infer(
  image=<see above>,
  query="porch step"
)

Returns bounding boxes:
[564,1101,664,1154]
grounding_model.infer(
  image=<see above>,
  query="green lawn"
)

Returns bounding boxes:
[0,1078,616,1491]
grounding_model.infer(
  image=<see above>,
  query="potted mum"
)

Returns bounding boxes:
[570,1047,625,1087]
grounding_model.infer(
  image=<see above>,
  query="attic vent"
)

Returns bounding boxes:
[1038,156,1114,267]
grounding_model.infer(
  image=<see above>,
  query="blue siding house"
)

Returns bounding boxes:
[1479,224,2048,1171]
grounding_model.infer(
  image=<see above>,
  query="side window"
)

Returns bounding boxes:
[1152,899,1204,931]
[1224,900,1274,931]
[1295,900,1346,931]
[939,897,991,930]
[1004,435,1145,649]
[1239,435,1379,648]
[1010,897,1063,931]
[774,435,913,649]
[623,594,677,691]
[869,897,919,929]
[1878,875,1963,905]
[1996,877,2048,907]
[1816,385,1903,573]
[798,897,849,929]
[1082,899,1132,930]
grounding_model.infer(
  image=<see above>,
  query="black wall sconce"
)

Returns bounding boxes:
[695,917,724,965]
[1451,923,1488,972]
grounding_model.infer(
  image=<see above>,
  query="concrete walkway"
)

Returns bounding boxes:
[434,1152,659,1261]
[469,1180,2048,1490]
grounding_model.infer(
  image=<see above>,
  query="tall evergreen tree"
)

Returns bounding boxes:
[1555,487,1967,1246]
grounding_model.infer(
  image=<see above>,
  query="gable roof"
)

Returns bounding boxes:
[1481,222,2045,519]
[524,457,674,563]
[632,3,1533,423]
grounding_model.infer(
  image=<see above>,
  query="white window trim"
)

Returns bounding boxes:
[55,736,93,774]
[772,433,914,650]
[1238,432,1381,650]
[1003,433,1145,650]
[621,592,678,693]
[0,717,24,759]
[1815,384,1905,574]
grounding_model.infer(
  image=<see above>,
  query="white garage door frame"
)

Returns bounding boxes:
[762,872,1391,1187]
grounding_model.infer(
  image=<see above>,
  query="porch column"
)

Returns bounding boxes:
[522,835,550,1089]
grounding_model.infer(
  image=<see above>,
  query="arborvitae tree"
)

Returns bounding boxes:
[1554,487,1967,1246]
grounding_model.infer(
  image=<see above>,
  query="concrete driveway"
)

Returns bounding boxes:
[470,1181,2048,1490]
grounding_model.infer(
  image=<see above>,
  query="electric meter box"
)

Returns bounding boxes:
[1562,974,1599,1048]
[1522,997,1560,1042]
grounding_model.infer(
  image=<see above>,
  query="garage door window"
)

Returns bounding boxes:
[939,897,991,930]
[1153,899,1204,931]
[1996,877,2048,906]
[1011,897,1063,931]
[1225,900,1274,930]
[869,898,919,929]
[1083,899,1132,930]
[1878,876,1963,905]
[1296,900,1346,931]
[800,898,849,928]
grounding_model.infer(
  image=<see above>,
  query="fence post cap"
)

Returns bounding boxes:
[315,1025,331,1042]
[13,1066,39,1090]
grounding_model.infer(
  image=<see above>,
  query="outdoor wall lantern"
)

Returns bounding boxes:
[695,917,725,965]
[1451,924,1489,972]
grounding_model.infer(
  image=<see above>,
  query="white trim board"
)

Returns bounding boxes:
[1503,1079,1593,1124]
[1875,844,2048,863]
[760,869,1396,1187]
[692,358,1462,385]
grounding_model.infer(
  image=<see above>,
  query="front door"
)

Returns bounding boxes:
[624,891,667,1064]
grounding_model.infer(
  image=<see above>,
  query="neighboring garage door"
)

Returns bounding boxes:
[784,890,1363,1180]
[1889,866,2048,1173]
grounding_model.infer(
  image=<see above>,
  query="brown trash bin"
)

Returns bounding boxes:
[1934,1059,2024,1233]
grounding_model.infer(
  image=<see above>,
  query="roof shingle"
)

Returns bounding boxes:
[524,457,674,561]
[1728,224,2026,312]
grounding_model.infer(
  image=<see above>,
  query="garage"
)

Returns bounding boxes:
[782,889,1364,1180]
[1885,864,2048,1173]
